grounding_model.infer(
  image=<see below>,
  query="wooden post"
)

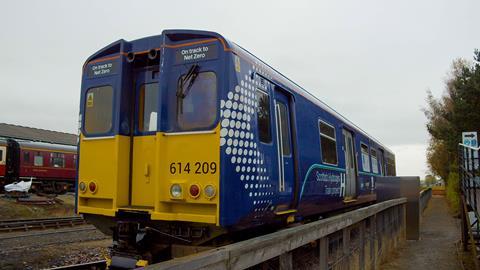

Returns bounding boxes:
[343,227,350,269]
[319,237,329,270]
[279,251,292,270]
[369,215,377,270]
[359,220,366,270]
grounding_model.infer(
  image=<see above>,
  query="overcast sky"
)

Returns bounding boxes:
[1,0,478,177]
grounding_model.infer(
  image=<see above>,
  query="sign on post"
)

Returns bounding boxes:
[462,132,478,148]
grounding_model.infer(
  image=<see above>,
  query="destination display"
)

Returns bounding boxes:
[87,61,118,78]
[175,43,218,64]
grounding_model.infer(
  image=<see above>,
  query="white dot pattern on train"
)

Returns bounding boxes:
[219,63,275,216]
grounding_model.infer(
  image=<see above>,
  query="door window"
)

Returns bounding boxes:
[139,83,159,132]
[276,102,291,156]
[256,89,272,143]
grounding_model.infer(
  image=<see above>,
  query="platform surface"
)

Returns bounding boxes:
[381,195,461,270]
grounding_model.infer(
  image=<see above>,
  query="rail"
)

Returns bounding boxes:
[459,143,480,267]
[0,216,86,233]
[49,260,106,270]
[146,198,407,270]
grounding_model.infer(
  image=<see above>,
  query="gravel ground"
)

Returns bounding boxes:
[0,193,75,220]
[0,225,110,270]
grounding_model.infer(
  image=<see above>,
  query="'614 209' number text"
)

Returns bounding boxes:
[169,162,217,175]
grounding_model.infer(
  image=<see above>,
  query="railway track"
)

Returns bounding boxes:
[49,260,107,270]
[0,216,87,233]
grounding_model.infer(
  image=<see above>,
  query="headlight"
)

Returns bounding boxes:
[79,182,86,193]
[204,185,216,199]
[170,184,182,199]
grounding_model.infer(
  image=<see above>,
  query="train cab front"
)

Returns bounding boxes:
[77,30,231,267]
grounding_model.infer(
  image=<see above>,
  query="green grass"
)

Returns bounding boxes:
[446,171,460,215]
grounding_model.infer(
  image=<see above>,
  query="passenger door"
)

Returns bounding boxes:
[130,68,160,207]
[378,149,386,176]
[342,129,357,199]
[274,88,295,205]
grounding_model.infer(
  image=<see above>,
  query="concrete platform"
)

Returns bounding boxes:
[381,195,461,270]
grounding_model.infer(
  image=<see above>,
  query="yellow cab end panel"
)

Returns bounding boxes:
[77,133,130,214]
[131,135,157,207]
[153,125,221,224]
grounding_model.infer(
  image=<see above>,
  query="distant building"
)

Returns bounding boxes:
[0,123,77,146]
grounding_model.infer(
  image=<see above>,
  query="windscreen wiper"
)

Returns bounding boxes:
[176,64,200,99]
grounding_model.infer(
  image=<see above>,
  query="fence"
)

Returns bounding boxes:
[146,198,407,270]
[419,188,432,213]
[459,143,480,268]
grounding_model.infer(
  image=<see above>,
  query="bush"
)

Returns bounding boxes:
[446,171,460,215]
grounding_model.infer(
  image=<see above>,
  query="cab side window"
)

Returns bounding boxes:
[84,85,114,134]
[177,72,217,130]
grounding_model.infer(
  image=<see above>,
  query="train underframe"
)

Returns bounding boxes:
[84,198,376,269]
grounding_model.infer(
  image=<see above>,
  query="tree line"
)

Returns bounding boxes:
[424,49,480,209]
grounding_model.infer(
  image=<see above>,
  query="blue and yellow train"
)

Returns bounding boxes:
[77,29,396,267]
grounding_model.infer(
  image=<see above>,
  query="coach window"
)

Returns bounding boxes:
[34,152,43,167]
[371,149,379,174]
[50,153,65,168]
[139,83,159,132]
[256,89,272,143]
[177,71,217,130]
[0,150,3,162]
[319,121,338,165]
[84,85,113,134]
[361,143,370,172]
[23,152,31,164]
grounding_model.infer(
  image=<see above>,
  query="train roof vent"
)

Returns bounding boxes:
[163,29,223,43]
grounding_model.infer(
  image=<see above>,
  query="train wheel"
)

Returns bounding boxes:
[54,183,67,194]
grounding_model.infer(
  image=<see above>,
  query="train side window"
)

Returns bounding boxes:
[371,149,379,174]
[256,89,272,143]
[361,143,370,172]
[50,153,65,168]
[139,83,159,132]
[23,152,30,163]
[177,71,217,130]
[34,152,43,167]
[319,121,338,165]
[0,150,3,162]
[84,85,114,135]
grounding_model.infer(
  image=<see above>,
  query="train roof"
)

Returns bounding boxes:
[0,123,78,146]
[17,140,77,153]
[227,40,394,155]
[85,29,394,155]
